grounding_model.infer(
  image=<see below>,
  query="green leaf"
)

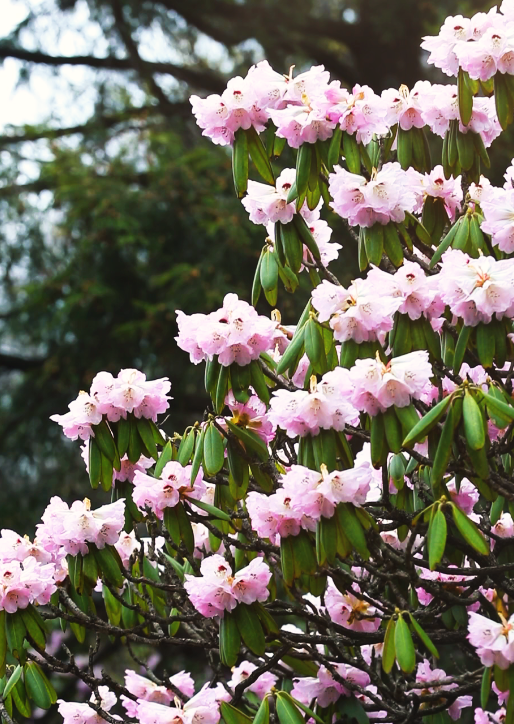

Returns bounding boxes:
[482,390,514,422]
[337,504,370,560]
[458,69,474,126]
[463,389,486,451]
[286,694,325,724]
[276,325,306,376]
[382,617,396,673]
[394,613,416,673]
[450,502,489,555]
[2,665,22,700]
[232,603,266,655]
[190,497,233,522]
[429,221,459,268]
[88,437,102,489]
[233,128,249,198]
[402,395,452,447]
[408,614,439,657]
[226,420,269,462]
[5,612,27,662]
[219,613,241,667]
[176,501,195,553]
[293,215,321,262]
[281,221,304,274]
[481,666,492,709]
[136,417,159,459]
[203,423,225,476]
[24,661,57,709]
[296,144,313,206]
[20,608,46,651]
[383,223,404,267]
[304,319,327,374]
[93,544,124,589]
[342,131,361,174]
[281,536,295,586]
[327,125,342,170]
[93,419,120,469]
[276,691,306,724]
[428,507,447,570]
[191,426,206,482]
[253,693,270,724]
[246,127,274,185]
[337,698,369,724]
[156,440,175,476]
[221,702,253,724]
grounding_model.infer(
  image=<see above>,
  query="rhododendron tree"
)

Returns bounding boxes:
[8,4,514,724]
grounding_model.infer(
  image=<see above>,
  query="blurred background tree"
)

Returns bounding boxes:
[0,0,499,533]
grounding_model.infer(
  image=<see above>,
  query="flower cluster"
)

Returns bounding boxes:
[420,85,500,144]
[51,368,171,440]
[176,293,278,366]
[325,580,381,632]
[349,351,433,415]
[184,554,271,617]
[223,390,276,444]
[0,530,57,613]
[312,278,401,343]
[120,670,195,716]
[409,660,473,719]
[247,460,372,543]
[134,684,230,724]
[291,664,371,707]
[228,661,277,699]
[481,183,514,253]
[468,610,514,668]
[132,461,206,519]
[422,7,514,80]
[329,162,417,227]
[381,81,431,130]
[36,496,125,558]
[438,249,514,326]
[408,165,462,221]
[58,688,118,724]
[268,367,358,437]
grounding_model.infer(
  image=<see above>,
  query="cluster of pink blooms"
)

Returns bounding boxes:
[481,181,514,253]
[437,249,514,326]
[228,661,278,699]
[36,496,125,558]
[51,369,171,441]
[268,367,359,437]
[0,529,57,613]
[410,660,473,719]
[468,610,514,668]
[134,684,230,724]
[223,390,275,444]
[408,165,462,221]
[422,5,514,81]
[312,278,399,344]
[120,669,195,716]
[184,554,271,617]
[325,580,381,632]
[416,565,475,607]
[58,687,118,724]
[291,663,371,707]
[176,293,278,367]
[329,162,416,228]
[349,351,433,415]
[421,85,500,144]
[132,461,206,519]
[247,460,372,544]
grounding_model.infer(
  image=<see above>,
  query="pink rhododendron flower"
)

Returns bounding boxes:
[133,461,206,520]
[416,565,474,607]
[58,687,118,724]
[492,512,514,541]
[367,260,444,321]
[223,390,276,444]
[325,580,381,632]
[176,293,277,367]
[349,351,433,415]
[268,368,358,438]
[325,82,388,145]
[382,82,432,130]
[0,556,57,613]
[437,249,514,326]
[312,278,400,343]
[115,530,139,567]
[411,660,473,719]
[420,85,500,145]
[242,168,299,225]
[468,611,514,668]
[268,83,336,148]
[408,165,462,221]
[51,370,171,440]
[291,664,370,708]
[329,162,417,227]
[36,496,125,558]
[184,554,271,617]
[228,661,277,699]
[481,186,514,253]
[246,488,316,544]
[447,478,479,515]
[190,75,268,147]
